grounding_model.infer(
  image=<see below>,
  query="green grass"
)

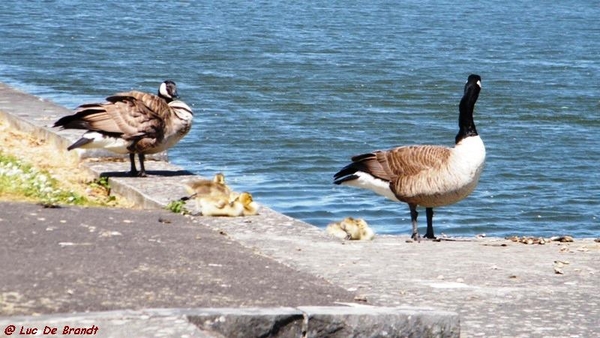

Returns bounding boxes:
[0,152,90,206]
[88,176,111,194]
[166,199,190,215]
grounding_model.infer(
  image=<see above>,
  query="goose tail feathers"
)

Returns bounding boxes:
[333,153,377,185]
[53,104,107,130]
[66,137,94,151]
[53,113,90,130]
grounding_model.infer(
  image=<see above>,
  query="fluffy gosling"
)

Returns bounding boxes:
[183,173,231,199]
[326,217,375,241]
[199,192,259,217]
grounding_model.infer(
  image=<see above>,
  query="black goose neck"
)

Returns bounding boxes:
[455,76,481,144]
[159,93,174,103]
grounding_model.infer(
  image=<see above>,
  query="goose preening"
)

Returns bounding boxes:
[181,173,232,212]
[199,192,260,217]
[180,173,260,216]
[53,80,193,177]
[333,74,485,241]
[326,217,375,241]
[182,173,232,200]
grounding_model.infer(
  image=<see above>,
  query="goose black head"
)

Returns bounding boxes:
[461,74,482,110]
[158,80,179,101]
[465,74,482,94]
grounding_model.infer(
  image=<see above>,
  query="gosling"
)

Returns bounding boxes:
[326,217,375,241]
[199,192,259,217]
[183,173,231,199]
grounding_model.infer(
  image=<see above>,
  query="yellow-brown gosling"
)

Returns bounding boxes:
[237,192,260,216]
[182,173,232,214]
[183,173,231,199]
[326,217,375,241]
[326,221,350,240]
[199,192,259,217]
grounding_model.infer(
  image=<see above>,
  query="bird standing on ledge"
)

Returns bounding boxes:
[333,74,485,240]
[54,80,193,177]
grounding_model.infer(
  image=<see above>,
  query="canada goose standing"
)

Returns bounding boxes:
[333,74,484,240]
[53,80,193,177]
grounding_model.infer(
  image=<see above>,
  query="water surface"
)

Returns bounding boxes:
[1,1,598,237]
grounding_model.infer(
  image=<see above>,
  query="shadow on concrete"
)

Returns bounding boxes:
[99,169,196,178]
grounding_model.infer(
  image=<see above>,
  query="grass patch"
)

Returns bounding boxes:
[0,151,103,207]
[88,176,111,194]
[0,119,133,208]
[166,199,190,215]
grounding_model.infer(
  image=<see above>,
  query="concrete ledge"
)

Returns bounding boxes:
[299,306,459,338]
[0,306,459,338]
[187,307,305,338]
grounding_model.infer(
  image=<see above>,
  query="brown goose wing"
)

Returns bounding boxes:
[109,91,171,119]
[377,145,451,179]
[383,145,453,200]
[67,95,164,140]
[335,145,451,184]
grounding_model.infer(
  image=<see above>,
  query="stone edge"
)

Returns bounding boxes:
[0,306,459,338]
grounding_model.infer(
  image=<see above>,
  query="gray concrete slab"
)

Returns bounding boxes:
[221,225,600,337]
[0,201,358,314]
[298,305,459,338]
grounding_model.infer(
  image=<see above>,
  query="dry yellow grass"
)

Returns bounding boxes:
[0,118,134,208]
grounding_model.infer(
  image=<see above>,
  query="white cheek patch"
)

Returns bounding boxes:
[342,171,400,202]
[159,82,170,98]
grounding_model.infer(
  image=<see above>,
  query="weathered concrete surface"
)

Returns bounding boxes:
[0,201,459,337]
[0,202,359,314]
[299,306,459,338]
[186,307,306,338]
[217,222,600,338]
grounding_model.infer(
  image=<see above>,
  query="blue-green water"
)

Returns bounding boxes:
[1,1,598,237]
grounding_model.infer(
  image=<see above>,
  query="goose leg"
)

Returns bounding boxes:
[137,153,147,177]
[425,207,436,239]
[128,153,139,177]
[409,204,420,241]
